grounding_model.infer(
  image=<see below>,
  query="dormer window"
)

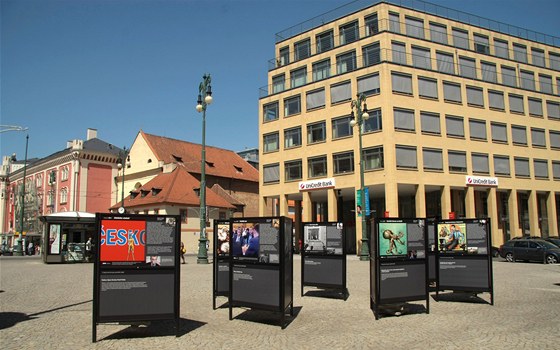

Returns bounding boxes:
[130,191,139,199]
[151,187,162,196]
[206,161,215,167]
[172,154,183,162]
[194,188,200,197]
[234,165,243,173]
[140,189,149,198]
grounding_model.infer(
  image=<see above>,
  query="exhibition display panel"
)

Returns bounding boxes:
[426,218,437,288]
[228,216,293,329]
[370,218,430,319]
[301,222,347,299]
[213,220,230,309]
[92,214,180,342]
[435,218,494,305]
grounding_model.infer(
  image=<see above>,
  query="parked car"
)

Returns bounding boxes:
[499,238,560,264]
[544,237,560,247]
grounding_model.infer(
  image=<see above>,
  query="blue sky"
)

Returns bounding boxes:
[2,0,559,161]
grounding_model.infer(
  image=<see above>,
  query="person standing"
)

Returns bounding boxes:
[180,242,186,264]
[85,237,92,262]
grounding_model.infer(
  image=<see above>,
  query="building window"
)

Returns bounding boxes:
[509,94,524,114]
[412,46,431,69]
[528,98,543,116]
[180,209,188,223]
[554,162,560,180]
[466,86,484,107]
[514,158,530,177]
[491,123,508,143]
[339,21,358,45]
[284,127,302,149]
[272,74,285,94]
[392,72,412,95]
[534,159,549,179]
[308,156,327,178]
[436,52,454,74]
[472,153,489,174]
[333,151,354,174]
[60,188,68,204]
[36,174,43,188]
[363,146,384,170]
[494,39,509,59]
[547,101,560,119]
[362,43,380,67]
[394,108,415,132]
[263,132,279,152]
[550,131,560,149]
[290,67,307,88]
[540,74,553,94]
[336,51,356,74]
[459,56,476,79]
[511,125,528,145]
[389,12,400,33]
[332,116,353,139]
[423,148,443,171]
[294,39,311,61]
[429,22,447,44]
[513,44,527,63]
[481,62,497,83]
[501,66,517,87]
[358,74,380,96]
[446,116,464,138]
[469,119,487,140]
[531,48,545,67]
[284,160,302,181]
[494,155,510,176]
[279,46,289,66]
[531,128,546,148]
[488,90,505,110]
[312,59,330,82]
[284,95,301,116]
[61,167,69,181]
[550,52,560,71]
[443,82,462,103]
[474,34,490,54]
[364,108,382,133]
[331,81,351,104]
[418,77,437,99]
[421,112,440,135]
[365,14,379,36]
[396,145,417,169]
[520,70,535,91]
[263,164,280,183]
[306,89,325,110]
[307,121,326,144]
[263,102,279,122]
[316,30,333,54]
[452,28,469,49]
[392,42,407,65]
[405,16,424,39]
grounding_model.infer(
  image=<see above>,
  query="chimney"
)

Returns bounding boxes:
[87,128,98,140]
[67,141,73,148]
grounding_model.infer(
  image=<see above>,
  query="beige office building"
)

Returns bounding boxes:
[258,0,560,252]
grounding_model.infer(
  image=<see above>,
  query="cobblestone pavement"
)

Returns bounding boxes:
[0,254,559,350]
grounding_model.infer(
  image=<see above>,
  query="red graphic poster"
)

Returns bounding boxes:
[100,220,146,262]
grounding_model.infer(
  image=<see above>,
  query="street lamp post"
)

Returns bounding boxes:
[195,74,213,264]
[15,134,29,256]
[349,94,370,261]
[117,147,129,214]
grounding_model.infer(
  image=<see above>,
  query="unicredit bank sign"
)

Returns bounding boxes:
[466,175,498,187]
[299,178,336,191]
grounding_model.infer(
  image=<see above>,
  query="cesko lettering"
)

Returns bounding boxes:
[466,176,498,187]
[100,228,146,246]
[299,178,336,191]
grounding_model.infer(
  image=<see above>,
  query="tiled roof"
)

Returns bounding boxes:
[111,166,235,210]
[141,131,259,182]
[210,183,245,206]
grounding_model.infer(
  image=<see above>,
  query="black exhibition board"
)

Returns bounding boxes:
[213,220,230,309]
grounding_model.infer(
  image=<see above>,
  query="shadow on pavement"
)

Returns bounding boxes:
[101,318,206,340]
[303,289,349,300]
[0,300,91,330]
[233,306,302,329]
[432,291,490,304]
